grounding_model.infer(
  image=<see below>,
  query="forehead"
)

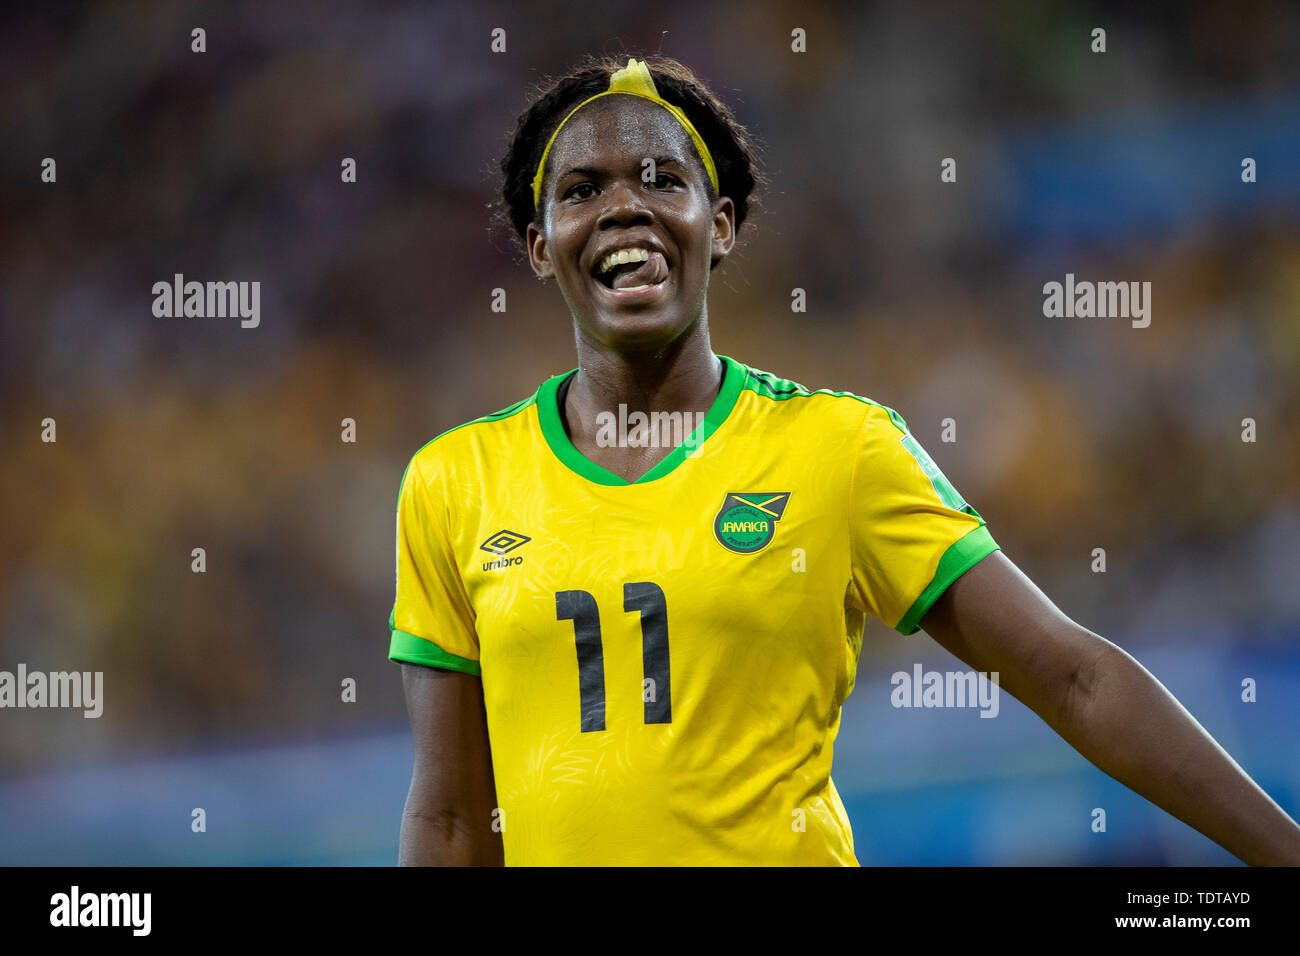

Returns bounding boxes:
[545,95,698,176]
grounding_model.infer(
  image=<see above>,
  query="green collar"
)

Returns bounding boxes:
[536,354,747,485]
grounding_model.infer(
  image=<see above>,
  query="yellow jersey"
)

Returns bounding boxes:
[389,354,998,865]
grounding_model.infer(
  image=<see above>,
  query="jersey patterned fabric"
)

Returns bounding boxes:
[389,354,999,865]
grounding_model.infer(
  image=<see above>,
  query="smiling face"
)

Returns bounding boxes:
[527,96,735,353]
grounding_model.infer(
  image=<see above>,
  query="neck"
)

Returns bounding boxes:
[564,324,722,435]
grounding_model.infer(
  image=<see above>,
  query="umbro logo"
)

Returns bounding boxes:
[480,529,530,572]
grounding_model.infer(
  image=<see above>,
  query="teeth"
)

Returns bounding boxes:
[597,247,651,275]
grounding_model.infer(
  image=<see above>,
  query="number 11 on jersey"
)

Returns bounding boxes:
[556,582,672,732]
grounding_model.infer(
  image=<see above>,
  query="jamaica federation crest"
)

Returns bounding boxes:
[713,492,791,554]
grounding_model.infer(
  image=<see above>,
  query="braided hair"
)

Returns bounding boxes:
[493,54,766,269]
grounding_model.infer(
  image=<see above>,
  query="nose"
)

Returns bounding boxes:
[596,178,654,228]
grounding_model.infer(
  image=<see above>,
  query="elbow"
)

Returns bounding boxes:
[1056,629,1120,732]
[402,802,470,841]
[399,803,495,866]
[400,769,502,865]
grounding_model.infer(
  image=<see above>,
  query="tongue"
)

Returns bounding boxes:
[612,251,668,290]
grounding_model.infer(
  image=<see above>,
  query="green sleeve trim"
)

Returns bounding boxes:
[895,525,1000,636]
[389,629,481,676]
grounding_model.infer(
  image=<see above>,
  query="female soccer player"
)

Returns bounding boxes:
[389,55,1300,865]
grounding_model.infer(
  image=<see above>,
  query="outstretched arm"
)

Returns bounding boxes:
[920,551,1300,866]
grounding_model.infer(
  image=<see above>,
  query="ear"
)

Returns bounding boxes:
[710,195,736,268]
[526,221,555,280]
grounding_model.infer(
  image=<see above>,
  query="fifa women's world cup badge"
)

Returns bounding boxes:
[712,493,791,553]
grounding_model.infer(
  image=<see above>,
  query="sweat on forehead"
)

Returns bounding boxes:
[541,96,711,195]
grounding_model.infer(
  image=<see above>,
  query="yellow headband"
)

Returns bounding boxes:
[530,57,719,212]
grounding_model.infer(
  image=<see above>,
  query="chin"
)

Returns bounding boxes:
[592,312,683,350]
[581,306,700,354]
[566,268,705,352]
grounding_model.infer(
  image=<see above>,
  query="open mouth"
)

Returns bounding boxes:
[591,248,671,298]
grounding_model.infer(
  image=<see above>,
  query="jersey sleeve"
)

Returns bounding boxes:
[387,449,481,674]
[848,403,1000,635]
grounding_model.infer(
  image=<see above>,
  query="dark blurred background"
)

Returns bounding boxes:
[1,0,1298,864]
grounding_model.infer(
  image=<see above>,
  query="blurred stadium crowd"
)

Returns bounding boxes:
[0,2,1297,862]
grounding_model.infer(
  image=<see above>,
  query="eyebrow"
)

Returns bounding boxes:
[555,155,690,182]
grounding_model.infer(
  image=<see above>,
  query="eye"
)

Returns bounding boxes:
[650,173,678,189]
[565,182,597,200]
